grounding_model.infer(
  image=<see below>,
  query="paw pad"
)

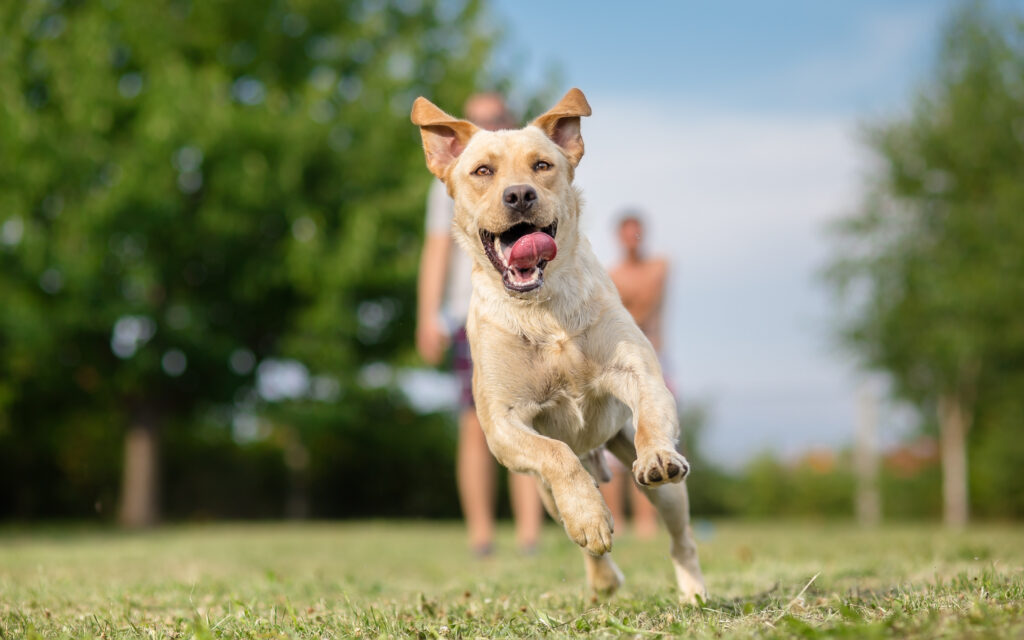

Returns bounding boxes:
[634,449,689,487]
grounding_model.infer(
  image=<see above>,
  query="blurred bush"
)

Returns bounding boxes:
[0,0,516,522]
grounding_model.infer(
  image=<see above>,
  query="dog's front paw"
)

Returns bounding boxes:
[633,448,689,487]
[566,508,614,556]
[556,485,614,556]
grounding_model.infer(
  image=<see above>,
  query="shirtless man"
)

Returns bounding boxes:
[600,212,669,539]
[610,214,669,353]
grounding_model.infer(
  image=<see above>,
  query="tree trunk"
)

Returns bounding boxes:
[854,384,881,526]
[937,393,969,527]
[283,428,310,520]
[119,410,160,528]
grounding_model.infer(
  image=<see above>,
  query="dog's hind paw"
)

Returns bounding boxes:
[585,554,624,596]
[633,449,689,487]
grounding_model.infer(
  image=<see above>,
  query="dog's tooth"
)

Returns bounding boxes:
[495,237,507,265]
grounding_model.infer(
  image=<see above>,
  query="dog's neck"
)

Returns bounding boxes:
[470,236,615,344]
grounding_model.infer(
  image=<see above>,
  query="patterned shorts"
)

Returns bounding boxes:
[452,326,474,409]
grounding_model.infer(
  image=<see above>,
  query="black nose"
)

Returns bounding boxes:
[502,184,537,213]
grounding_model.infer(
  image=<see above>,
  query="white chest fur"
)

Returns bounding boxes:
[523,337,632,455]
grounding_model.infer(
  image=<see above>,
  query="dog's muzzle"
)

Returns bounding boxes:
[479,221,558,292]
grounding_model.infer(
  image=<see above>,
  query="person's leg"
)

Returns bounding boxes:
[628,479,659,540]
[599,465,626,536]
[457,408,496,554]
[509,471,543,551]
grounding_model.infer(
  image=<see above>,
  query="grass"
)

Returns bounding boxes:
[1,520,1022,638]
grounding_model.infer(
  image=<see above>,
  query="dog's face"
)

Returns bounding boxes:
[412,89,591,294]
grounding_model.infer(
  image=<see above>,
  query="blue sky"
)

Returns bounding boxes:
[489,0,965,115]
[472,0,1014,466]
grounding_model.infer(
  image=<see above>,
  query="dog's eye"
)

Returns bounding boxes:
[533,160,552,172]
[473,165,493,177]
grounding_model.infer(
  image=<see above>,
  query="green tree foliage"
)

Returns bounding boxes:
[826,1,1024,521]
[0,0,503,520]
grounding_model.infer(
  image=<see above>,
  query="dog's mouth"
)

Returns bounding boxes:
[479,221,558,293]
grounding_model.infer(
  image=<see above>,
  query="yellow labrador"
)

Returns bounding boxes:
[411,89,705,601]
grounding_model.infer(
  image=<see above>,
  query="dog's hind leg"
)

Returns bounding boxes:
[607,427,706,603]
[644,481,706,603]
[583,549,625,596]
[537,479,624,595]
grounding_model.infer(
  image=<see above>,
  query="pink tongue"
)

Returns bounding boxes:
[508,232,557,269]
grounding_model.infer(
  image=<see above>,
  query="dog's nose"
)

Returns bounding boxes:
[503,184,537,213]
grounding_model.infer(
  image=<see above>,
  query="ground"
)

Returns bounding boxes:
[1,520,1022,638]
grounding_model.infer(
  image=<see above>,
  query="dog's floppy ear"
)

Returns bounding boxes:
[530,88,592,167]
[411,97,479,181]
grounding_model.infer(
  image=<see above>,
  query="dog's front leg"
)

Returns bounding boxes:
[603,344,689,488]
[481,409,613,556]
[630,384,690,488]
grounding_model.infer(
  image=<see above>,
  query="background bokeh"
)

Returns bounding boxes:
[1,0,1022,526]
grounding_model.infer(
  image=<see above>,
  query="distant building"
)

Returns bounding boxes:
[883,437,940,477]
[795,449,839,474]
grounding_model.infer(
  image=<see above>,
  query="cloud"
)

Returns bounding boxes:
[576,97,867,284]
[573,98,872,463]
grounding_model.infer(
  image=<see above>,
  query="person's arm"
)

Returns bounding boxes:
[416,231,451,365]
[647,258,668,319]
[645,258,668,352]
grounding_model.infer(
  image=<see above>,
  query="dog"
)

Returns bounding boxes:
[411,88,706,601]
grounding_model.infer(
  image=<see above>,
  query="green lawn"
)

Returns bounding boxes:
[1,520,1022,638]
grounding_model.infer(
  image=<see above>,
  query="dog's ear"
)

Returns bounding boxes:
[530,88,592,168]
[411,97,479,181]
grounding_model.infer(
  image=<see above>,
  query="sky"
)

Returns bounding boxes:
[471,0,985,466]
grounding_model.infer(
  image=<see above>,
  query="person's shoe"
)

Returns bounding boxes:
[472,542,494,558]
[518,542,539,556]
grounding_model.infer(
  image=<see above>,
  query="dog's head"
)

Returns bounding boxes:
[411,89,591,295]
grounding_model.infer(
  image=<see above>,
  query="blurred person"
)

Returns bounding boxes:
[600,213,668,539]
[416,92,543,556]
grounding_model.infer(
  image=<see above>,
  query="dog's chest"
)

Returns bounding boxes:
[527,338,628,454]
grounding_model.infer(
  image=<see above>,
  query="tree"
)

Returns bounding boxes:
[0,0,500,524]
[826,1,1024,525]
